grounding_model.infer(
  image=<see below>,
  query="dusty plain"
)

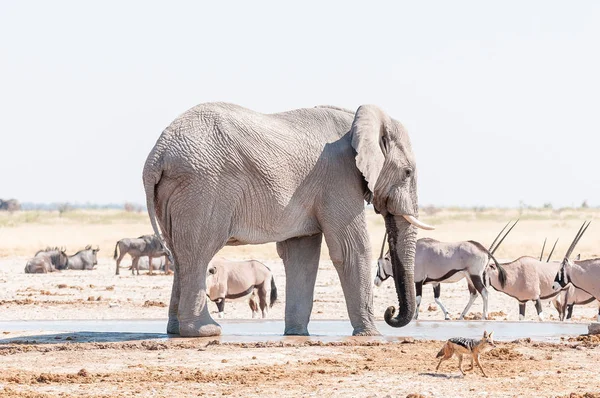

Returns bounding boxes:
[1,208,599,397]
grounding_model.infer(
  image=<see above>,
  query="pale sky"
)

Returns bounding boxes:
[1,1,599,207]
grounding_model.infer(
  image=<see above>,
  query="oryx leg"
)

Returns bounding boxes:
[216,299,225,319]
[414,281,423,320]
[257,282,271,319]
[519,301,526,320]
[249,291,259,318]
[535,298,545,321]
[471,275,489,319]
[459,281,478,320]
[566,304,574,321]
[433,283,450,320]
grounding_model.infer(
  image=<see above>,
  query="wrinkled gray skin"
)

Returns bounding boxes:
[67,245,99,270]
[24,248,69,273]
[114,235,167,275]
[144,103,420,337]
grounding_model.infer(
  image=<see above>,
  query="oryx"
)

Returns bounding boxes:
[553,221,600,322]
[375,220,516,320]
[487,222,589,321]
[206,257,277,319]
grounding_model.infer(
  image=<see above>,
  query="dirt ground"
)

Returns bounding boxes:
[1,209,600,397]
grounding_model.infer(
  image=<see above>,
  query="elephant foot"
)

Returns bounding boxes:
[352,327,381,337]
[284,325,309,336]
[179,319,222,337]
[166,318,180,335]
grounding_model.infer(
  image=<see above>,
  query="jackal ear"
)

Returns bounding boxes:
[489,331,494,338]
[483,330,488,338]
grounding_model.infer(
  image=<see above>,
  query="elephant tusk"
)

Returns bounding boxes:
[402,215,435,230]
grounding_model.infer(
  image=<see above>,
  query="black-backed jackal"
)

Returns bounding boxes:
[435,330,495,377]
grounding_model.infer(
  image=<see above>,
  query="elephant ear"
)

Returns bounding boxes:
[350,105,389,202]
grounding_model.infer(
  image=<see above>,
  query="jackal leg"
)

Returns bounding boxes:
[457,354,465,376]
[436,356,447,372]
[474,354,488,377]
[465,355,474,371]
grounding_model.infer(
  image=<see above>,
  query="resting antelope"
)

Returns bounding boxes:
[375,221,516,320]
[486,223,588,321]
[553,221,600,322]
[67,245,100,270]
[206,257,277,319]
[24,247,69,273]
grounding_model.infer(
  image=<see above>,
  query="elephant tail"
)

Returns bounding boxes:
[270,277,278,308]
[113,241,119,260]
[143,149,174,265]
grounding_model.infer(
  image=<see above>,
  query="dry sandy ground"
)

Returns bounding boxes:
[1,209,600,397]
[1,336,599,397]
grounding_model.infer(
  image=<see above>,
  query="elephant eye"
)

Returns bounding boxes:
[404,168,413,178]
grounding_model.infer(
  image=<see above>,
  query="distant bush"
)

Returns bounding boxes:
[57,203,73,216]
[421,205,440,216]
[0,198,21,212]
[581,200,589,209]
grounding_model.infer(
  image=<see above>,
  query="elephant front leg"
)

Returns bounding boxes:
[325,226,379,336]
[277,234,323,336]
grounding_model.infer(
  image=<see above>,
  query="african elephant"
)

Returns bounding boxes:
[143,102,432,337]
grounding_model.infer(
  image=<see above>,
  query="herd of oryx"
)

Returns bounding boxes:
[22,220,599,322]
[23,234,278,319]
[376,220,599,322]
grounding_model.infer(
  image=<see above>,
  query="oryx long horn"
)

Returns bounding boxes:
[546,238,558,262]
[564,221,591,260]
[379,231,388,259]
[490,219,519,255]
[539,238,547,261]
[488,220,511,252]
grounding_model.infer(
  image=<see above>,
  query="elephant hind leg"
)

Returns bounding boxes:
[169,207,230,337]
[277,233,323,336]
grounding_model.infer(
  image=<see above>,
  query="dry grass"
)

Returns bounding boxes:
[1,208,599,260]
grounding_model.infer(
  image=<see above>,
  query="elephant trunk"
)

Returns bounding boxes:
[383,214,417,328]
